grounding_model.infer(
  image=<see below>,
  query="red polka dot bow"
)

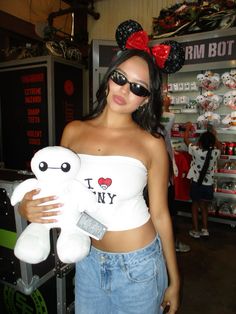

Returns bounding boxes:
[125,30,171,69]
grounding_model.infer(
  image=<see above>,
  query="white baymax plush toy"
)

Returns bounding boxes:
[11,146,98,264]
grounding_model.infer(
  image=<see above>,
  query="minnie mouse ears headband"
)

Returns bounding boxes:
[115,19,185,74]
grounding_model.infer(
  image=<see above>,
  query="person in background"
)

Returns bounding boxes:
[160,94,190,253]
[183,123,221,238]
[17,49,180,314]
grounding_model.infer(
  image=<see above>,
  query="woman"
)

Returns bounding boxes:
[18,49,180,314]
[184,123,221,238]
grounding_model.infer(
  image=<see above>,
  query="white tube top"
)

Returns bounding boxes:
[77,154,150,231]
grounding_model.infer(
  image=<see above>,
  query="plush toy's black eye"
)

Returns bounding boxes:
[39,161,48,171]
[61,162,71,172]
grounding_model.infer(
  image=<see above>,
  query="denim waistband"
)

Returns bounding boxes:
[90,236,162,267]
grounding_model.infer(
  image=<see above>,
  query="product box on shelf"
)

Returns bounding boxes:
[217,159,236,174]
[217,200,236,217]
[216,178,236,194]
[171,123,198,138]
[221,142,236,156]
[208,199,236,218]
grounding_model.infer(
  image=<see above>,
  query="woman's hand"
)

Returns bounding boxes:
[161,284,180,314]
[18,189,62,223]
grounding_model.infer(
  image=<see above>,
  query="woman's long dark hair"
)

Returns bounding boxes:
[198,131,216,185]
[83,49,164,136]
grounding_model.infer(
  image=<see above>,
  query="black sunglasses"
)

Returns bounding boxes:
[110,70,150,97]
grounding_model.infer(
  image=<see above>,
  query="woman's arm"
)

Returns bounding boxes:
[209,126,222,150]
[183,122,193,147]
[147,136,180,313]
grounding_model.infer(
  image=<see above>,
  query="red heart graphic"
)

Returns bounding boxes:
[98,178,112,190]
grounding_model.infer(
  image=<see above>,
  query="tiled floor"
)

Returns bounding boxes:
[175,216,236,314]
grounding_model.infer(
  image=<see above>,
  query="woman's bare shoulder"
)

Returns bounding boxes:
[64,119,83,131]
[63,119,92,134]
[137,131,166,169]
[60,120,86,147]
[143,131,166,153]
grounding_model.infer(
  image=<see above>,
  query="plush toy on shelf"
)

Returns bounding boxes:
[197,111,221,129]
[196,91,222,111]
[221,69,236,89]
[11,146,99,264]
[196,70,221,90]
[222,111,236,129]
[223,90,236,110]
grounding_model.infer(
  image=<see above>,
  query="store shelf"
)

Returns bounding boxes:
[214,192,236,199]
[214,172,236,178]
[169,106,198,114]
[196,129,236,134]
[181,109,198,114]
[178,210,236,226]
[158,27,236,226]
[209,211,236,220]
[220,155,236,160]
[217,128,236,134]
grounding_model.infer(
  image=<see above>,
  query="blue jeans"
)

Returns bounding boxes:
[75,236,168,314]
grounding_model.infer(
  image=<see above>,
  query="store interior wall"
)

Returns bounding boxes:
[0,0,176,41]
[0,0,72,37]
[87,0,176,41]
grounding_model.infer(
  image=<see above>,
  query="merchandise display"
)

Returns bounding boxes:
[168,69,236,222]
[217,200,236,216]
[168,71,236,129]
[221,141,236,155]
[151,1,236,38]
[214,137,236,218]
[151,28,236,224]
[218,162,236,173]
[216,180,236,194]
